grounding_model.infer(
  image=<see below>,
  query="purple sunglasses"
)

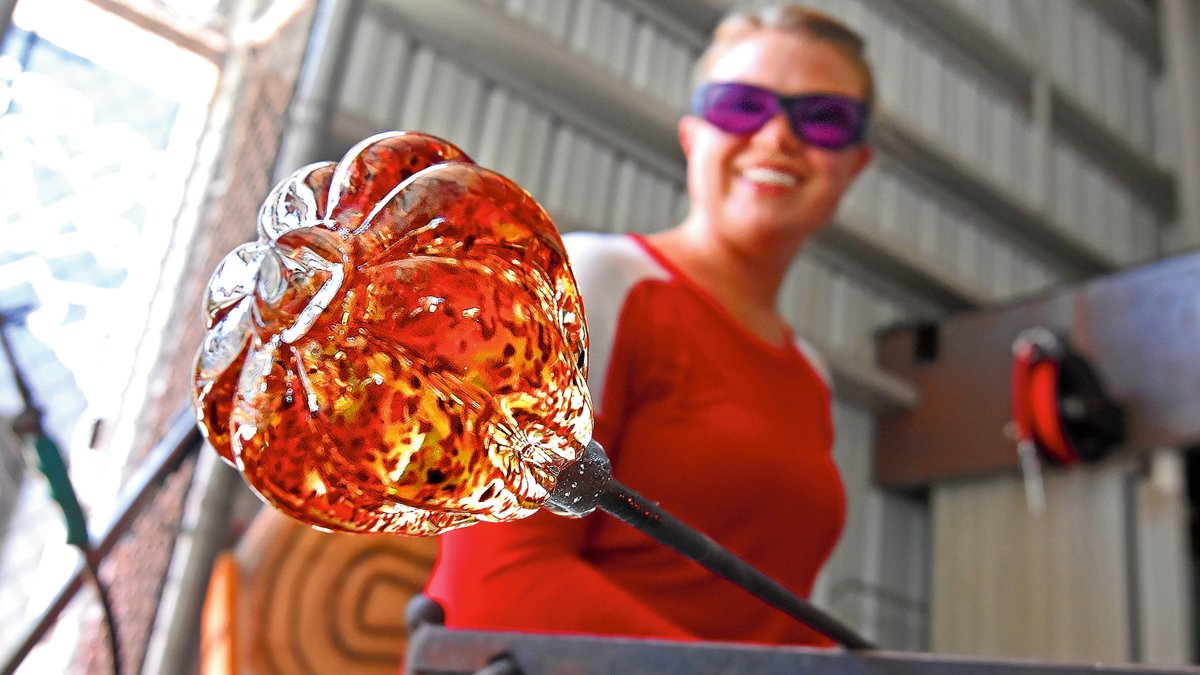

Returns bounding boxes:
[691,81,870,150]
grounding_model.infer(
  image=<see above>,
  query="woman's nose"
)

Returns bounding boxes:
[755,111,802,150]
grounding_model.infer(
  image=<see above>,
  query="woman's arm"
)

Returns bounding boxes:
[426,510,693,638]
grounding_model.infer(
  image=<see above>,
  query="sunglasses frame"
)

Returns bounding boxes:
[691,81,871,150]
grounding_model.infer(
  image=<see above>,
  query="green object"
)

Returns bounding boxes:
[32,433,89,548]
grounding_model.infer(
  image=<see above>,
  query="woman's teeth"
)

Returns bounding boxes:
[741,167,797,187]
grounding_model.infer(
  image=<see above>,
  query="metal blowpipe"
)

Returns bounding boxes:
[546,440,876,650]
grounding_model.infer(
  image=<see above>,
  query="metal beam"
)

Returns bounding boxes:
[405,625,1200,674]
[1091,0,1162,71]
[814,219,986,313]
[1160,0,1200,249]
[870,0,1175,220]
[0,0,17,54]
[375,0,685,179]
[83,0,228,63]
[871,115,1116,277]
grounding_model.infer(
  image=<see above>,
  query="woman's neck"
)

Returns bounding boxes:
[645,218,805,345]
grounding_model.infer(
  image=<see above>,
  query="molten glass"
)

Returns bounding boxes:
[192,132,592,535]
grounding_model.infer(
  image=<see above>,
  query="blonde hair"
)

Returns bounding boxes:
[695,4,875,107]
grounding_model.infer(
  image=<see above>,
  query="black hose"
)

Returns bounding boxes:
[82,549,122,675]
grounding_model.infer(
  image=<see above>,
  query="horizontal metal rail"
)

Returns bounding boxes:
[406,626,1200,674]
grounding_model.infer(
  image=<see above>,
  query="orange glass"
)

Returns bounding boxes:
[192,132,592,535]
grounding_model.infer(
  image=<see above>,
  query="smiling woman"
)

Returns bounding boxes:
[669,24,873,317]
[426,3,876,647]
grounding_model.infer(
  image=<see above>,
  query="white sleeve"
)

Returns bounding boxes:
[562,232,669,407]
[791,334,831,387]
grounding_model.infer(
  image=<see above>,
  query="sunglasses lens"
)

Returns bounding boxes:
[792,96,864,150]
[697,83,777,134]
[694,83,868,149]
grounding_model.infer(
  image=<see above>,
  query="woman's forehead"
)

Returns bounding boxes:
[705,30,866,98]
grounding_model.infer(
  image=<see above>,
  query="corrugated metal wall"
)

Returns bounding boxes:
[274,0,1190,660]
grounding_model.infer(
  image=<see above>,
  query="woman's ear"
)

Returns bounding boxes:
[849,143,873,179]
[678,115,697,158]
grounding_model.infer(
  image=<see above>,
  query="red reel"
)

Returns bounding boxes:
[1011,329,1125,466]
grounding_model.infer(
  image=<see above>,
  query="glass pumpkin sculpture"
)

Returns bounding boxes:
[192,132,592,536]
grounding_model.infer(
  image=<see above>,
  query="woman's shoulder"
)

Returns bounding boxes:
[562,232,671,297]
[561,232,674,401]
[790,333,832,387]
[562,232,665,275]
